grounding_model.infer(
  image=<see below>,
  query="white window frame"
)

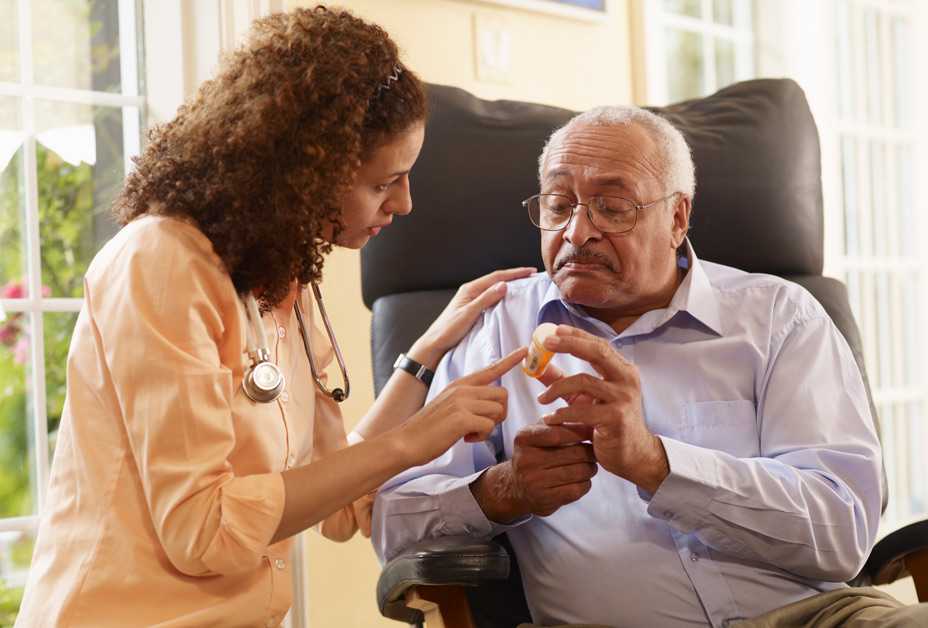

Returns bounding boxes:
[2,2,309,626]
[640,0,754,104]
[0,0,143,538]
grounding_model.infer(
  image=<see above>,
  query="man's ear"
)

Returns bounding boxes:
[670,194,692,248]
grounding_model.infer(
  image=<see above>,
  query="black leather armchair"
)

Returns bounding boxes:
[360,79,928,627]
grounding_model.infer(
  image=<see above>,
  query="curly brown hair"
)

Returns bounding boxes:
[113,6,427,306]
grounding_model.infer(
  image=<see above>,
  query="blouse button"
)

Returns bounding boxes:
[280,390,289,403]
[277,326,286,339]
[275,558,287,570]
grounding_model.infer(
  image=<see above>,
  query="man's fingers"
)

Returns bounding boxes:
[537,372,613,405]
[460,347,528,386]
[543,325,630,381]
[514,423,593,448]
[538,440,596,468]
[543,462,599,488]
[542,404,612,427]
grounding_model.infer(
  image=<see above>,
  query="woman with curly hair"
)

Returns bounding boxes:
[15,7,531,627]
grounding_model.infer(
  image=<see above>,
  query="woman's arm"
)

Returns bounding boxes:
[350,267,534,441]
[270,347,526,543]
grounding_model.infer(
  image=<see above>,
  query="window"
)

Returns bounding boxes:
[0,0,143,614]
[831,0,925,529]
[642,0,754,103]
[642,0,928,532]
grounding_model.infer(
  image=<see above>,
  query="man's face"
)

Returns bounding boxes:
[540,122,690,320]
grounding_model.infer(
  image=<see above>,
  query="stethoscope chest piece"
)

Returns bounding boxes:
[240,283,350,404]
[243,359,285,403]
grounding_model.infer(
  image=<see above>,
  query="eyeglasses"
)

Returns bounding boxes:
[523,192,678,235]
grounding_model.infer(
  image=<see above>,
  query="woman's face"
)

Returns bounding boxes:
[327,122,426,249]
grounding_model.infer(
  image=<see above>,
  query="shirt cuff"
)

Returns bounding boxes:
[437,470,531,538]
[200,472,286,575]
[642,436,720,532]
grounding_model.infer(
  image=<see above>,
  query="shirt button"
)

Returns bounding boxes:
[280,390,289,403]
[275,558,286,570]
[277,326,286,338]
[287,454,296,468]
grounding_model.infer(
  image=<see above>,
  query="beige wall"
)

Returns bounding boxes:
[285,0,634,625]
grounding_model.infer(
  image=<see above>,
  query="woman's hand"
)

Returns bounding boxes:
[396,347,527,468]
[352,492,375,538]
[409,268,536,369]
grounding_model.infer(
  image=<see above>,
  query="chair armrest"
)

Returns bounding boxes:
[377,536,510,624]
[853,518,928,587]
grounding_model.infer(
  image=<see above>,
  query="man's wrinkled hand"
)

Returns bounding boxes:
[537,325,670,494]
[471,423,597,522]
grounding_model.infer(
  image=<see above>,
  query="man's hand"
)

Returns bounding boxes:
[470,423,597,522]
[537,325,670,494]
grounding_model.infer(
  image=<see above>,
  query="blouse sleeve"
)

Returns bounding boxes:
[89,224,285,576]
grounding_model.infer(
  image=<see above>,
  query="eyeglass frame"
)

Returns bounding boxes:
[522,192,679,235]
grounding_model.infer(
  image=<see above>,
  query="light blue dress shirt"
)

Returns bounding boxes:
[372,243,883,627]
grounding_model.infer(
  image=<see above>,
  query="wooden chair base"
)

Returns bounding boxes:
[406,586,476,628]
[905,548,928,602]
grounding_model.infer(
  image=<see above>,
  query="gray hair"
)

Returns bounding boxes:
[538,106,696,200]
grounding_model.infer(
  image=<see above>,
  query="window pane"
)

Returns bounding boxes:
[908,402,926,515]
[0,528,35,614]
[892,18,911,128]
[841,136,859,257]
[0,315,35,518]
[875,272,891,387]
[663,0,702,18]
[0,0,18,82]
[31,0,122,93]
[713,0,734,26]
[897,144,913,257]
[44,312,78,459]
[34,100,122,298]
[714,37,735,89]
[1,97,27,293]
[666,28,704,102]
[870,141,885,257]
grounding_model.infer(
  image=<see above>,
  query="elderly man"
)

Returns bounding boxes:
[371,106,901,627]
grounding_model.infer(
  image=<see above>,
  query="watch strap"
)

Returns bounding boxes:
[393,353,435,386]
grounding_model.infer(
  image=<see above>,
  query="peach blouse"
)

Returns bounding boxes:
[16,216,356,627]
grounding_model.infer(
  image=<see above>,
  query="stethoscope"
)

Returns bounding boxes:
[241,283,350,404]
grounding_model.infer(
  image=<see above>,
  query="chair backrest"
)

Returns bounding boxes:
[360,79,885,508]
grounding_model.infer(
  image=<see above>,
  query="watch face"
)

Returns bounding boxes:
[254,362,282,391]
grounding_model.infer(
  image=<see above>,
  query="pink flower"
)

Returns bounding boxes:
[13,336,29,364]
[2,281,24,299]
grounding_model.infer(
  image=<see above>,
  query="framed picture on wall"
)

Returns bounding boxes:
[464,0,608,22]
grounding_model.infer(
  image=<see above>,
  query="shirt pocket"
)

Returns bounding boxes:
[678,400,759,458]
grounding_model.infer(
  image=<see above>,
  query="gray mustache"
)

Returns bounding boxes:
[555,249,616,272]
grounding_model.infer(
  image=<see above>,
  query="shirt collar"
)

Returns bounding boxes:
[668,238,724,336]
[535,238,724,337]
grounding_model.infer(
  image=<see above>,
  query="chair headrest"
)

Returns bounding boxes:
[361,79,823,308]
